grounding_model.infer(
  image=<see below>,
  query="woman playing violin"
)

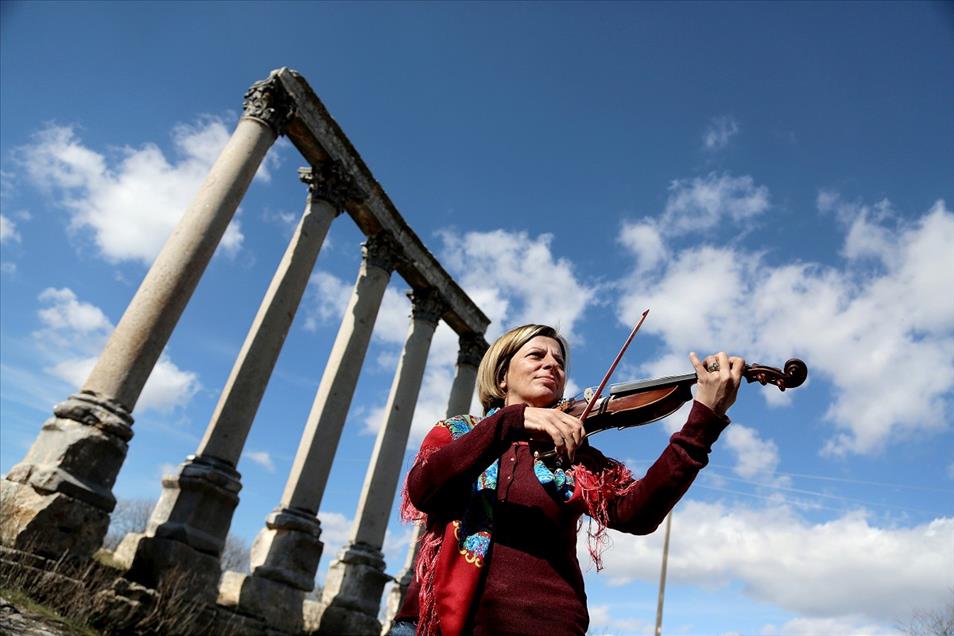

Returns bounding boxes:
[392,324,745,636]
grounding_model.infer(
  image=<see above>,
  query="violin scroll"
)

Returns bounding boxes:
[743,358,807,391]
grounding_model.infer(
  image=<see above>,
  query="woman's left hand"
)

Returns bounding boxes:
[689,351,745,417]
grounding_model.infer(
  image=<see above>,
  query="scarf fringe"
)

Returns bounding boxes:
[400,444,442,635]
[572,458,636,571]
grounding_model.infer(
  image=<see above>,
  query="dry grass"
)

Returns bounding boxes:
[0,546,212,635]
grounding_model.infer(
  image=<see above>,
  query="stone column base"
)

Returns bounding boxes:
[218,571,305,633]
[146,454,241,555]
[0,391,132,560]
[317,542,391,635]
[0,479,110,559]
[248,507,323,590]
[113,532,221,605]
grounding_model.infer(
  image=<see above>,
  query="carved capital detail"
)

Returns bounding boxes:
[298,162,366,211]
[242,73,295,135]
[409,289,447,326]
[457,333,488,369]
[362,231,402,273]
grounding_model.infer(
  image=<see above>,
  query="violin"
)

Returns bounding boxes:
[535,359,808,459]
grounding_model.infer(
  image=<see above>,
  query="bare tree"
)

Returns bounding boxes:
[103,497,155,550]
[220,532,250,573]
[103,498,252,574]
[898,591,954,636]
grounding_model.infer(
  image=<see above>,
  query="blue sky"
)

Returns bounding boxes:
[2,2,953,635]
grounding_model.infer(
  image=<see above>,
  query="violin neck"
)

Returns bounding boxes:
[608,372,698,396]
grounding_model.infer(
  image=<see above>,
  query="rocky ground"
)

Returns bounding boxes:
[0,594,92,636]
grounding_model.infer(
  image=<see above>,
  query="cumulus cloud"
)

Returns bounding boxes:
[723,425,780,480]
[0,214,20,243]
[303,270,355,331]
[618,196,954,456]
[703,115,740,151]
[438,229,594,342]
[32,287,200,413]
[13,118,281,264]
[660,172,770,235]
[590,500,953,625]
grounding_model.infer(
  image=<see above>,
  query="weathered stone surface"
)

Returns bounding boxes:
[0,595,75,636]
[248,507,322,590]
[318,543,390,635]
[113,532,221,604]
[144,454,241,555]
[0,480,110,559]
[302,598,325,634]
[218,570,305,633]
[4,394,132,512]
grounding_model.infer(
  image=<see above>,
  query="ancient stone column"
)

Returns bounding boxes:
[217,231,402,631]
[0,72,294,561]
[113,162,357,600]
[318,290,447,636]
[381,333,486,632]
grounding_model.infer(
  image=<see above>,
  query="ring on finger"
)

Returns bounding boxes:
[707,360,720,372]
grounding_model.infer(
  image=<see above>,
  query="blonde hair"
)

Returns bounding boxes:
[476,324,569,414]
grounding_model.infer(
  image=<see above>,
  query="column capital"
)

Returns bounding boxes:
[298,162,366,211]
[457,333,488,369]
[242,73,295,136]
[362,231,402,273]
[408,289,447,327]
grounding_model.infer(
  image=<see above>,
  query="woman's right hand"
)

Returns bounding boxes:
[522,407,584,461]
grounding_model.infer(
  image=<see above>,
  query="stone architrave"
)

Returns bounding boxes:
[318,290,447,636]
[113,162,357,603]
[380,333,486,631]
[217,231,402,632]
[0,72,293,561]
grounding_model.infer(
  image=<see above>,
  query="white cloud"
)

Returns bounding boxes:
[37,288,111,333]
[438,229,595,342]
[303,270,354,331]
[617,198,954,456]
[588,604,653,635]
[241,450,275,472]
[591,500,954,626]
[32,287,200,413]
[0,214,20,243]
[619,220,667,274]
[661,173,769,235]
[723,425,780,480]
[15,119,271,264]
[770,616,900,636]
[703,116,740,151]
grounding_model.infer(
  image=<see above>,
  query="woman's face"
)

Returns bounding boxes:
[502,336,566,408]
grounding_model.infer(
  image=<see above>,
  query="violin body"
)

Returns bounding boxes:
[554,358,808,443]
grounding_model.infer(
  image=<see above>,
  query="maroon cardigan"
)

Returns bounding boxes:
[396,401,728,635]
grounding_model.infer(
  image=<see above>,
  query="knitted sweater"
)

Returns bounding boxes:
[396,400,728,636]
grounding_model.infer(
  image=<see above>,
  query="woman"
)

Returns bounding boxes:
[392,324,744,636]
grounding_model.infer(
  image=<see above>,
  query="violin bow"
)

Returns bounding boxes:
[577,309,650,422]
[537,309,650,463]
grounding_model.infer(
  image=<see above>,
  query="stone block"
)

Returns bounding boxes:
[248,507,323,590]
[302,598,325,633]
[112,532,221,604]
[0,479,110,559]
[218,570,305,633]
[317,542,391,635]
[146,455,241,555]
[4,392,133,513]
